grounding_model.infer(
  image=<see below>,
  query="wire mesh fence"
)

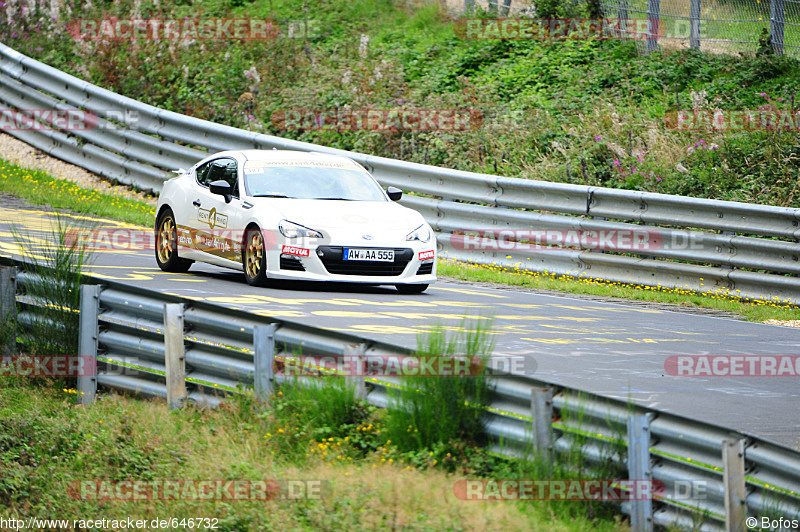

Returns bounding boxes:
[451,0,800,57]
[600,0,800,57]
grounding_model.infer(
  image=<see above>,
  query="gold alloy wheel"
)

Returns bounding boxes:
[157,216,176,264]
[246,230,264,279]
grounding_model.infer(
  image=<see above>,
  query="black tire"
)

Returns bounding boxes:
[155,208,193,273]
[396,284,428,294]
[244,226,269,286]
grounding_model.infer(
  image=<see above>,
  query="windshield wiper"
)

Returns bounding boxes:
[316,197,354,201]
[253,194,292,198]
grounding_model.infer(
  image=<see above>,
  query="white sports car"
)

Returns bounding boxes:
[154,150,437,293]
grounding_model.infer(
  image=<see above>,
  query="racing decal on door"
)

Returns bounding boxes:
[198,207,228,230]
[177,225,241,262]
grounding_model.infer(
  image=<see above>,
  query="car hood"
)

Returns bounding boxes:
[251,198,427,232]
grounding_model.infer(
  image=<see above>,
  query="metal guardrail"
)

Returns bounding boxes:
[2,44,800,304]
[2,259,799,532]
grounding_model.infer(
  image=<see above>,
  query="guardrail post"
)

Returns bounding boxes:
[722,231,735,269]
[627,414,653,532]
[254,324,277,402]
[345,343,366,400]
[164,303,186,410]
[646,0,661,53]
[722,439,747,532]
[770,0,785,56]
[77,285,101,405]
[0,266,17,356]
[690,0,701,49]
[531,387,554,461]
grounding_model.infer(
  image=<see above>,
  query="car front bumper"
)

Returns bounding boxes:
[265,241,437,285]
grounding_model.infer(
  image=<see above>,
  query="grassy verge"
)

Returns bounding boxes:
[0,158,156,227]
[0,376,626,530]
[1,156,799,322]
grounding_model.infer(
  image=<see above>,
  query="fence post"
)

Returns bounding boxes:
[345,343,366,400]
[500,0,511,17]
[770,0,785,56]
[646,0,661,53]
[77,285,101,405]
[164,303,186,410]
[254,324,277,402]
[722,439,747,532]
[0,266,17,356]
[627,414,653,532]
[618,0,629,21]
[690,0,701,49]
[531,387,554,460]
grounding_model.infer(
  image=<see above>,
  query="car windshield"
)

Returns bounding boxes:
[244,163,387,201]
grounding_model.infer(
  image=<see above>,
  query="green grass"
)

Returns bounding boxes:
[0,158,156,227]
[0,372,628,530]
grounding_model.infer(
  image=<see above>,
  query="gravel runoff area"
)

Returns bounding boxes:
[0,132,157,205]
[764,319,800,328]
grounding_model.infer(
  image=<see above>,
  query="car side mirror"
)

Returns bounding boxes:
[387,186,402,202]
[209,180,232,203]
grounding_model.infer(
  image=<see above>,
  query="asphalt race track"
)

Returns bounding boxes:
[1,204,798,448]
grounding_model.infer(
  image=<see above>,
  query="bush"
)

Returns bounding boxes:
[11,213,95,367]
[384,321,495,452]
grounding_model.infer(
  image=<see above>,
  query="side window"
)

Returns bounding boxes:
[195,158,239,198]
[195,161,213,187]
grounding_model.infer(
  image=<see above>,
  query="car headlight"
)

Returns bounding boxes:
[279,220,323,239]
[406,225,431,243]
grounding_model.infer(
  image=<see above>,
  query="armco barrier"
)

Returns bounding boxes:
[2,44,800,303]
[2,259,800,532]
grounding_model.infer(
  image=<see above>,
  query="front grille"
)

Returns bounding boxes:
[416,262,434,275]
[280,256,306,271]
[317,246,412,276]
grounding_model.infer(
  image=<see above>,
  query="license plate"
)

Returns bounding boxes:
[343,248,395,262]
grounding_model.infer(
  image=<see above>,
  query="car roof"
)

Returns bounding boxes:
[210,149,361,167]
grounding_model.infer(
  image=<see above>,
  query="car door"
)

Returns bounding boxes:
[188,157,246,268]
